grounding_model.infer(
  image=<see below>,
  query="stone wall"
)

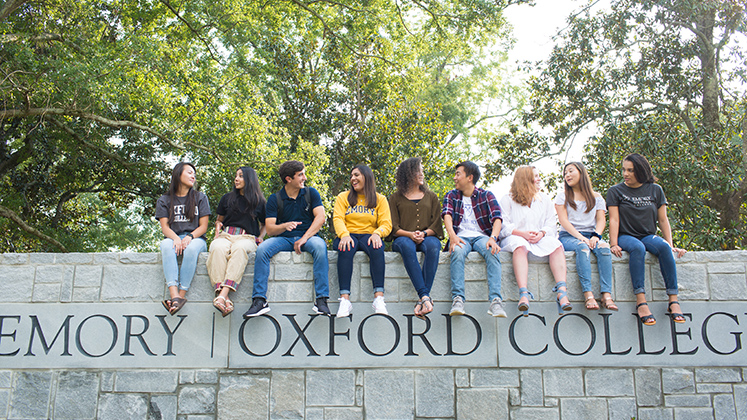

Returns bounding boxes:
[0,250,746,419]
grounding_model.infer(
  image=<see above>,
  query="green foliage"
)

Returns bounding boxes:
[496,0,747,250]
[1,0,523,251]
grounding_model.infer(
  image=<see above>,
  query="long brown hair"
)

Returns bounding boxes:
[563,162,596,213]
[347,164,377,209]
[509,166,537,207]
[395,157,427,195]
[167,162,197,224]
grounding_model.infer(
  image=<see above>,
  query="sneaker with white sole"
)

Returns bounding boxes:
[243,297,270,318]
[312,297,331,316]
[372,296,388,315]
[336,297,353,318]
[488,297,507,317]
[450,296,465,316]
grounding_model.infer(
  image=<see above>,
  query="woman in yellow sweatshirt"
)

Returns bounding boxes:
[333,164,392,317]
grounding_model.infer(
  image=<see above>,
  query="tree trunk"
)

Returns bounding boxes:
[696,8,720,135]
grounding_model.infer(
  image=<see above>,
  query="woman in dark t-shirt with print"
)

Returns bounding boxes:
[156,162,211,315]
[606,154,687,326]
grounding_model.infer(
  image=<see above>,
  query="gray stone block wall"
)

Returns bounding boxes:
[1,250,746,419]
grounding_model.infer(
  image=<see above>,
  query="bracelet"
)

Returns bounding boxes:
[590,232,602,239]
[186,233,194,239]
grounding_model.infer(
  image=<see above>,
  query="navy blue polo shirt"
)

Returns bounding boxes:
[266,186,324,238]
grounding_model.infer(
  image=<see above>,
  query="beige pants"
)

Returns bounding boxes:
[206,232,257,291]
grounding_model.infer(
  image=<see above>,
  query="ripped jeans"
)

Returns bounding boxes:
[558,231,612,294]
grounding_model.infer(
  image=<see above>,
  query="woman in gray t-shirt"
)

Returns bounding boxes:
[155,162,211,315]
[606,154,686,326]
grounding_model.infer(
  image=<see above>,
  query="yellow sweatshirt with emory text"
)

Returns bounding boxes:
[333,191,392,239]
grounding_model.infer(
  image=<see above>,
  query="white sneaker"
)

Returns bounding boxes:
[372,296,388,315]
[450,296,465,316]
[336,297,352,318]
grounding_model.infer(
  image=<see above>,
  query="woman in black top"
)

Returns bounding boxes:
[607,154,686,326]
[206,167,266,317]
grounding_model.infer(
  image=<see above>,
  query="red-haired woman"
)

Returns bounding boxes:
[500,166,572,316]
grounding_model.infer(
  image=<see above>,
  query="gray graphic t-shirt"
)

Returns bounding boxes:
[606,182,666,238]
[155,192,211,238]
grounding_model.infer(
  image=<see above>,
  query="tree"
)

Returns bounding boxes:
[1,0,527,251]
[495,0,747,250]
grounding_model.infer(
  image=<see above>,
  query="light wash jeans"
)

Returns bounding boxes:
[160,234,207,291]
[252,236,329,299]
[450,235,502,301]
[618,234,678,295]
[558,231,612,294]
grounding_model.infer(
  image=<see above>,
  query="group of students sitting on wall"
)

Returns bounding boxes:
[156,154,687,327]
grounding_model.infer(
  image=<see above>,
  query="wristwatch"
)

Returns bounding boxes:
[491,235,499,242]
[590,232,602,239]
[186,233,194,239]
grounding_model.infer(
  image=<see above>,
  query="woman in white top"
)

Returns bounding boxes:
[555,162,616,311]
[500,166,572,316]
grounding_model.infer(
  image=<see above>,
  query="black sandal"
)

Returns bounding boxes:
[667,301,686,323]
[636,302,656,326]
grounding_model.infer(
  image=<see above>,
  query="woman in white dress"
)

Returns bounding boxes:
[500,166,572,316]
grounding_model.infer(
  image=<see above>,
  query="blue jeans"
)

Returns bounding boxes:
[559,231,612,294]
[618,234,678,295]
[333,234,385,295]
[450,235,502,301]
[252,236,329,299]
[160,234,207,291]
[392,235,441,298]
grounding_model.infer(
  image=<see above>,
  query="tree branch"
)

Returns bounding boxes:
[286,0,399,67]
[0,120,35,177]
[607,98,699,139]
[51,191,77,228]
[409,0,444,34]
[172,74,242,132]
[393,0,414,37]
[464,109,518,130]
[0,107,225,162]
[47,116,138,167]
[159,0,220,63]
[0,0,27,22]
[0,204,68,252]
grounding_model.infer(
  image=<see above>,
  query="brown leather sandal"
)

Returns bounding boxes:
[169,297,187,315]
[601,297,618,311]
[585,296,600,310]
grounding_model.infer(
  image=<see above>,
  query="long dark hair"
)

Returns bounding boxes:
[623,153,657,184]
[227,166,266,218]
[395,157,427,195]
[167,162,197,224]
[347,164,377,209]
[563,162,597,213]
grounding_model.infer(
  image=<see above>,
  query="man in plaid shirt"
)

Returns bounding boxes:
[441,161,506,317]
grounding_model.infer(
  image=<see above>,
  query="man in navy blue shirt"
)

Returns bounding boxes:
[244,160,331,317]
